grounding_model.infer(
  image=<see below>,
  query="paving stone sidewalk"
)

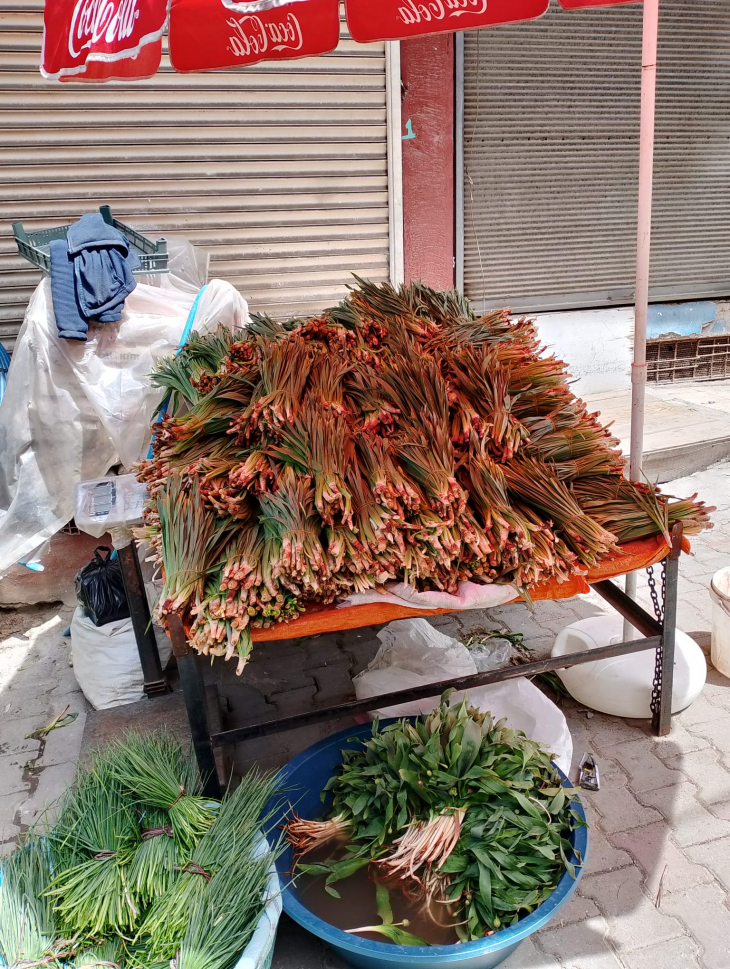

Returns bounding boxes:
[2,461,730,968]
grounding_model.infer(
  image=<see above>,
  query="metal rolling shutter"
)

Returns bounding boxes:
[462,1,730,313]
[0,6,391,351]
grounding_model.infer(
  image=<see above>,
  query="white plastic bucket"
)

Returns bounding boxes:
[710,567,730,678]
[552,615,707,718]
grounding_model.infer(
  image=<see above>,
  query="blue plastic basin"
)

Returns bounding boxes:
[266,721,588,969]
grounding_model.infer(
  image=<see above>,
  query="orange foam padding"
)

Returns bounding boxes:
[246,534,687,643]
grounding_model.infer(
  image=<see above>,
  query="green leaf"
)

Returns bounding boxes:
[352,792,371,816]
[327,857,371,885]
[456,719,483,777]
[398,769,421,789]
[375,882,393,925]
[511,791,545,820]
[559,843,577,880]
[549,790,566,815]
[296,862,332,876]
[478,862,493,914]
[534,845,558,861]
[440,852,468,874]
[325,885,341,898]
[348,924,429,946]
[370,925,430,946]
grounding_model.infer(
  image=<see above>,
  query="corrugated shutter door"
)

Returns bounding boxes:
[462,1,730,313]
[0,5,390,351]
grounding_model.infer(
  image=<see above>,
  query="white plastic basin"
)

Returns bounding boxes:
[551,615,706,718]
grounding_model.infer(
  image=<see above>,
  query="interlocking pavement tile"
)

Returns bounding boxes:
[687,835,730,893]
[650,722,709,762]
[709,801,730,822]
[553,892,601,927]
[610,822,714,898]
[581,759,663,835]
[538,915,624,968]
[686,714,730,753]
[675,692,729,728]
[663,747,730,806]
[579,714,650,751]
[581,805,633,874]
[661,883,730,969]
[602,738,684,794]
[577,867,685,952]
[621,937,701,969]
[500,936,561,968]
[638,781,730,847]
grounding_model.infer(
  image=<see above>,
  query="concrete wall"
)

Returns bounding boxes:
[533,307,634,398]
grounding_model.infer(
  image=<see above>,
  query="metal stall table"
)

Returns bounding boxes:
[138,526,685,799]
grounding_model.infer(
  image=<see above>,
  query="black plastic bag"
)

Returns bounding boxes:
[75,546,130,627]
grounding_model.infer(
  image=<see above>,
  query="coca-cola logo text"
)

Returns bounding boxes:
[227,12,303,57]
[68,0,140,57]
[396,0,488,25]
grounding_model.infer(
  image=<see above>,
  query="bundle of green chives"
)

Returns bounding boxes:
[105,732,217,853]
[0,838,58,969]
[130,809,181,904]
[138,769,280,963]
[46,765,141,938]
[174,846,278,969]
[70,938,122,969]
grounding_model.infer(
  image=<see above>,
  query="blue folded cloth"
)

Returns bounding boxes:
[51,213,141,340]
[50,238,88,340]
[65,212,131,255]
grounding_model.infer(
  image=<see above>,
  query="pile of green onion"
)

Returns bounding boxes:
[0,732,282,969]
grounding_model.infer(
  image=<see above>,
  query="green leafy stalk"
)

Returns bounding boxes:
[47,765,141,938]
[0,838,58,969]
[104,732,217,853]
[138,768,281,962]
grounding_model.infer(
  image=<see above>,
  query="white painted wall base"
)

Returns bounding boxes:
[532,307,634,398]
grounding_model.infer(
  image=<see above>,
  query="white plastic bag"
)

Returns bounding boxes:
[74,474,149,539]
[353,618,573,774]
[70,606,172,710]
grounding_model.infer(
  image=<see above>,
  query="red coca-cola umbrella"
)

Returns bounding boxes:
[40,0,659,619]
[41,0,639,81]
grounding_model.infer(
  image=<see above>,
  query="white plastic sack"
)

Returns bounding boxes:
[0,268,248,573]
[353,618,573,774]
[70,606,172,710]
[341,580,518,611]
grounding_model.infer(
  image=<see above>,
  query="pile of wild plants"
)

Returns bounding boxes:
[287,692,585,944]
[0,733,282,969]
[137,279,711,673]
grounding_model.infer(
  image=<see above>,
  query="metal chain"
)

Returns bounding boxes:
[648,561,666,718]
[646,564,664,622]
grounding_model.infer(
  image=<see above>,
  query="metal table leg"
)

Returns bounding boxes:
[116,541,168,697]
[167,615,222,799]
[652,523,683,736]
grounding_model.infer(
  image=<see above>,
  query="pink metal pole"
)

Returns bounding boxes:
[629,0,659,483]
[625,0,660,629]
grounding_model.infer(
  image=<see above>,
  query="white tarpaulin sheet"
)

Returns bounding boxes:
[0,253,248,572]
